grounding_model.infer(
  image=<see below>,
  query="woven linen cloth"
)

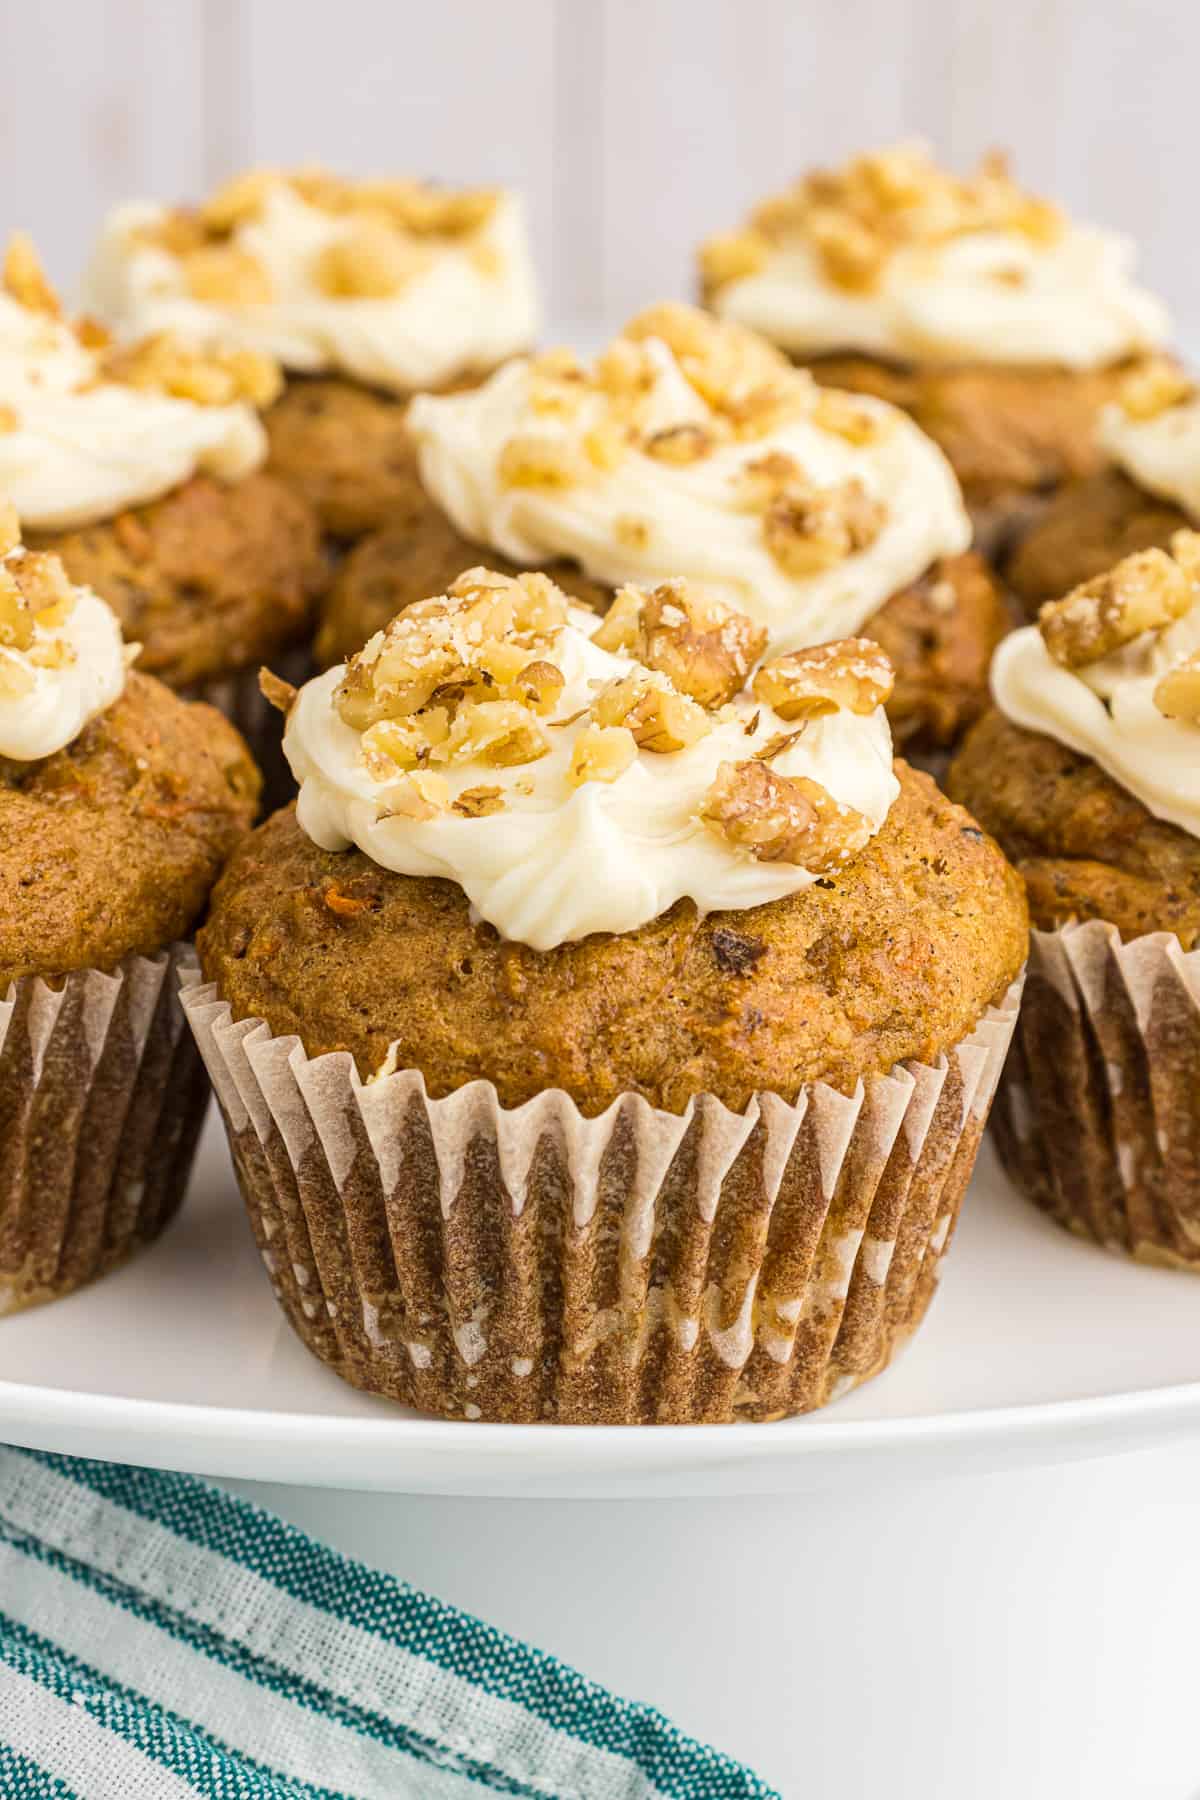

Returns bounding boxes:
[0,1447,776,1799]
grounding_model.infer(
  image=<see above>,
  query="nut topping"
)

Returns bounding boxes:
[567,724,637,787]
[183,244,274,306]
[2,233,60,316]
[591,672,712,753]
[592,581,767,708]
[761,475,885,576]
[101,332,282,408]
[701,760,873,868]
[1117,356,1195,422]
[753,639,894,720]
[1154,653,1200,724]
[1039,546,1194,668]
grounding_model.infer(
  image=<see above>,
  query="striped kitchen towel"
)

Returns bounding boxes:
[0,1447,777,1799]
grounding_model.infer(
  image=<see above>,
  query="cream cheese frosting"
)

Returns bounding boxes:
[992,542,1200,840]
[0,239,266,531]
[408,304,970,654]
[284,569,900,950]
[1102,382,1200,522]
[0,520,127,759]
[703,144,1169,370]
[83,174,540,397]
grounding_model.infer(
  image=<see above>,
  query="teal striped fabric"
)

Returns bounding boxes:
[0,1448,777,1799]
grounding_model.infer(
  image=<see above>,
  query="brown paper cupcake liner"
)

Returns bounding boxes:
[0,944,209,1314]
[992,920,1200,1268]
[181,963,1022,1423]
[184,641,311,815]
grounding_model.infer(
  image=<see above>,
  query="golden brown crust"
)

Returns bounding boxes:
[1003,469,1189,613]
[31,474,324,691]
[947,708,1200,947]
[264,371,493,540]
[0,672,260,984]
[198,764,1027,1114]
[315,494,1010,750]
[807,353,1131,509]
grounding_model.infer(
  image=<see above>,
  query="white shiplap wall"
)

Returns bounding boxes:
[1,0,1196,330]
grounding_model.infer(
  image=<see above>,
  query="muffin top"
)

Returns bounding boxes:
[208,568,1023,1108]
[700,142,1168,370]
[83,167,540,398]
[407,303,970,655]
[0,236,274,532]
[952,535,1200,944]
[284,567,900,950]
[1100,358,1200,522]
[0,509,259,982]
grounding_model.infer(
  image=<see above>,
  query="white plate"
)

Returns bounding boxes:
[0,1109,1198,1497]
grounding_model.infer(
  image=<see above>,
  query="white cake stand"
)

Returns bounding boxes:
[3,1113,1198,1799]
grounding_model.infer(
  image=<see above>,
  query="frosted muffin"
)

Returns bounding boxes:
[84,167,540,541]
[699,144,1169,550]
[187,567,1025,1423]
[0,236,321,785]
[0,508,258,1310]
[949,536,1200,1265]
[319,303,1010,756]
[1006,360,1198,608]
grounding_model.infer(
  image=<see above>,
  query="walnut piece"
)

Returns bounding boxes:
[753,639,894,720]
[313,221,427,299]
[593,580,767,709]
[1118,357,1195,423]
[184,244,274,306]
[591,672,712,752]
[701,760,873,869]
[698,231,769,294]
[2,233,60,315]
[452,785,506,817]
[378,770,449,821]
[1039,548,1193,668]
[102,333,282,408]
[762,475,886,576]
[567,724,637,787]
[0,547,78,653]
[1153,653,1200,725]
[642,422,716,464]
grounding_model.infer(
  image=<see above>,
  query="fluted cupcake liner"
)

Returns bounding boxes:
[181,962,1022,1423]
[992,920,1200,1267]
[0,945,209,1314]
[185,642,311,814]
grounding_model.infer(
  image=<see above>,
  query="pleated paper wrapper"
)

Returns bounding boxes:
[0,945,209,1314]
[993,920,1200,1268]
[181,963,1022,1424]
[185,641,311,814]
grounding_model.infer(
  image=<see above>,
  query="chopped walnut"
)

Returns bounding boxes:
[0,567,33,652]
[183,244,274,306]
[753,639,895,719]
[698,231,769,294]
[593,581,767,709]
[642,422,716,464]
[701,760,873,869]
[591,672,712,753]
[2,233,60,315]
[567,724,637,787]
[498,433,581,489]
[200,169,278,233]
[378,770,449,821]
[258,667,298,715]
[1118,357,1195,422]
[1154,653,1200,724]
[0,548,77,652]
[452,785,506,817]
[313,221,428,299]
[809,388,884,445]
[102,333,282,408]
[515,660,565,714]
[805,207,885,291]
[446,699,549,767]
[1039,548,1193,668]
[762,476,886,576]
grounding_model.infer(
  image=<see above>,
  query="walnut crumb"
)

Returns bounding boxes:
[593,580,767,708]
[591,671,712,752]
[753,639,894,720]
[1153,653,1200,724]
[1039,546,1193,668]
[701,760,873,869]
[452,785,506,817]
[259,667,299,715]
[567,724,637,787]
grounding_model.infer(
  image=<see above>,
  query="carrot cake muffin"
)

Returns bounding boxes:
[1006,359,1199,607]
[320,303,1010,756]
[84,168,540,540]
[949,536,1200,1264]
[0,235,321,786]
[699,144,1170,549]
[0,507,258,1310]
[188,566,1026,1422]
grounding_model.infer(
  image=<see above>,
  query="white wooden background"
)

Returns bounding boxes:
[3,0,1197,329]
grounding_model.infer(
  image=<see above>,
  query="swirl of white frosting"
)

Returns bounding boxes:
[713,227,1169,370]
[83,186,540,397]
[991,605,1200,840]
[0,295,264,530]
[1102,397,1200,522]
[285,606,900,950]
[0,551,126,759]
[408,337,970,654]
